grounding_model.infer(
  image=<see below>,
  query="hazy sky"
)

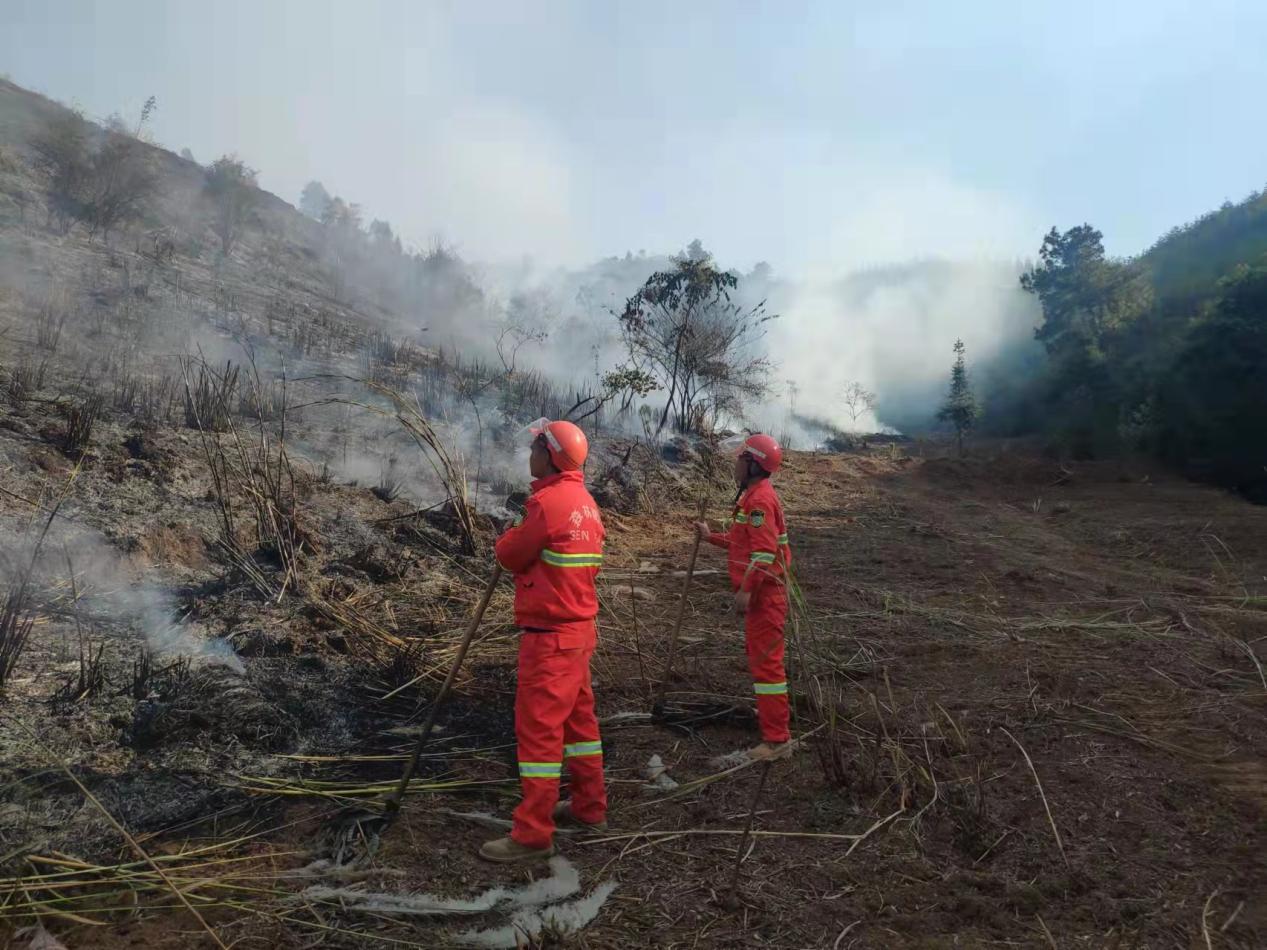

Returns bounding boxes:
[4,0,1266,275]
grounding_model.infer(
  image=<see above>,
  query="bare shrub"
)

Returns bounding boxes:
[946,764,993,858]
[0,485,72,686]
[130,648,192,701]
[52,637,106,703]
[0,590,37,687]
[842,381,878,428]
[366,329,409,366]
[181,358,239,431]
[497,367,567,420]
[52,555,107,703]
[320,379,477,553]
[378,638,427,694]
[807,677,852,789]
[8,356,50,404]
[415,355,450,418]
[373,460,404,503]
[362,330,418,392]
[111,371,143,414]
[239,377,284,421]
[64,388,105,457]
[36,298,68,352]
[183,356,306,596]
[494,314,548,375]
[136,374,181,427]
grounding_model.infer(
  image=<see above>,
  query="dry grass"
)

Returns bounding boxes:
[0,468,80,686]
[182,353,305,599]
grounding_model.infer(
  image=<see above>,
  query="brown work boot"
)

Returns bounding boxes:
[553,800,609,832]
[747,741,792,762]
[478,836,556,863]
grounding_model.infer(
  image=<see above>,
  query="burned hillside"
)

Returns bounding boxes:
[0,64,1263,950]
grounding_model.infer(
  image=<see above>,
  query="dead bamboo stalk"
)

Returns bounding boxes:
[384,564,503,815]
[1000,726,1068,868]
[652,498,707,716]
[1201,888,1220,950]
[724,759,773,908]
[12,720,227,949]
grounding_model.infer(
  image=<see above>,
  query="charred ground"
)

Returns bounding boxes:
[0,415,1264,947]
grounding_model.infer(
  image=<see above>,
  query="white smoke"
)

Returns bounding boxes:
[763,259,1041,435]
[0,516,243,673]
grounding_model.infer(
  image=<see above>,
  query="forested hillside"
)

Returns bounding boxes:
[987,187,1267,501]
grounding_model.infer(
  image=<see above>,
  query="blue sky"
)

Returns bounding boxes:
[3,0,1266,275]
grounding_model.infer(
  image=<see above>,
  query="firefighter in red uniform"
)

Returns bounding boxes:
[695,433,792,761]
[480,419,608,862]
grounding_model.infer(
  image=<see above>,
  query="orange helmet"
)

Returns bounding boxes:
[529,418,589,471]
[737,432,783,474]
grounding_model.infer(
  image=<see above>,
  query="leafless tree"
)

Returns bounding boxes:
[842,380,877,428]
[495,322,548,376]
[495,291,554,375]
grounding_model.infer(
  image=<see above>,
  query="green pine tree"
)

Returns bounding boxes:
[938,339,978,457]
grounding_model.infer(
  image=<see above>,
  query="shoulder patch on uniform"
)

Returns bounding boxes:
[749,509,766,528]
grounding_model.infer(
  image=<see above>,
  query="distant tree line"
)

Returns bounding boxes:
[993,192,1267,501]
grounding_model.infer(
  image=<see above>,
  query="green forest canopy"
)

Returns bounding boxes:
[993,186,1267,501]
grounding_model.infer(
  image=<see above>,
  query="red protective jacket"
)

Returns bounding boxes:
[495,470,605,649]
[706,477,791,593]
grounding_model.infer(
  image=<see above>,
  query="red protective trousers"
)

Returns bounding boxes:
[746,586,790,743]
[511,628,606,850]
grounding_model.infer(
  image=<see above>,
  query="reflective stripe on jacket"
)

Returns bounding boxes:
[495,470,605,648]
[705,477,790,594]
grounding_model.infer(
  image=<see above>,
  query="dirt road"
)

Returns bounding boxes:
[546,450,1265,947]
